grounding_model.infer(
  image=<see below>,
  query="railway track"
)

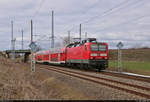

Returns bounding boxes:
[39,65,150,99]
[38,64,150,83]
[101,71,150,83]
[70,66,150,83]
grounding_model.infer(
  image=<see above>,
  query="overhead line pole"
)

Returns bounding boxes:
[79,24,82,42]
[30,20,35,72]
[11,21,13,59]
[51,10,54,48]
[79,24,83,68]
[31,20,33,43]
[68,31,70,44]
[11,21,13,44]
[85,32,87,39]
[11,21,15,60]
[21,29,24,50]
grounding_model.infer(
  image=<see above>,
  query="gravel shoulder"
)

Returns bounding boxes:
[38,67,145,100]
[45,66,150,88]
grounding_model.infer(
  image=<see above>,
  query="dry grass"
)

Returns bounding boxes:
[0,55,88,100]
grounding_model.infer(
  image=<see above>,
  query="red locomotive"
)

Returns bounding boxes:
[35,38,109,71]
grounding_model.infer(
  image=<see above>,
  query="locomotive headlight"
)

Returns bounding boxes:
[90,53,98,56]
[100,53,107,56]
[104,57,107,59]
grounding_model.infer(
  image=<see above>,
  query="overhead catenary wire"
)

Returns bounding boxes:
[11,0,46,50]
[21,0,46,32]
[24,0,149,50]
[36,1,103,47]
[16,0,47,51]
[85,0,146,28]
[55,0,127,31]
[94,14,150,33]
[63,0,143,32]
[61,0,146,45]
[31,0,144,46]
[32,0,46,18]
[81,0,143,24]
[63,0,130,31]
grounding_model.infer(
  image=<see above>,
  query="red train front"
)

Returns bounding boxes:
[35,38,109,71]
[66,38,108,70]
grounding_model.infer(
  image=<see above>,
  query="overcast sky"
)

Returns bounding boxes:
[0,0,150,50]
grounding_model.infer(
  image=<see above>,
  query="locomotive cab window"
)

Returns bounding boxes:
[99,45,107,51]
[88,38,97,43]
[76,44,80,47]
[82,40,87,44]
[91,44,107,51]
[90,44,98,51]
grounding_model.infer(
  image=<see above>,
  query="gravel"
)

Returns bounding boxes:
[52,66,150,89]
[38,66,145,100]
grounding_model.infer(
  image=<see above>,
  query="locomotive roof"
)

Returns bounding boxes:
[85,38,97,41]
[82,38,97,43]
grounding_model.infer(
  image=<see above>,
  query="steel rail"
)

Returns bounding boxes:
[101,71,150,83]
[37,63,150,83]
[39,65,150,99]
[46,66,150,91]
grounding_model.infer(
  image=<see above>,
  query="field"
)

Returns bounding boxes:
[108,48,150,75]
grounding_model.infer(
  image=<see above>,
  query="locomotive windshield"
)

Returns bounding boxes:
[91,44,107,51]
[99,45,107,51]
[90,44,98,51]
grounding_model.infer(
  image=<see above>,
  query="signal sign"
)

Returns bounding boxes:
[29,42,37,52]
[29,42,37,72]
[117,42,124,49]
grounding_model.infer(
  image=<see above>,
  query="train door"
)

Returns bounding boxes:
[61,49,66,63]
[48,50,51,62]
[58,53,60,63]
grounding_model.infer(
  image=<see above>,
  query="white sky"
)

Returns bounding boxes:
[0,0,150,50]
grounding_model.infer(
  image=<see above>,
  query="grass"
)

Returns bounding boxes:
[109,60,150,75]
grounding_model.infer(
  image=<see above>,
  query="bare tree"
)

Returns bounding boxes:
[63,36,73,46]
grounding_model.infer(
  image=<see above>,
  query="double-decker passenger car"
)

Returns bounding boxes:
[35,38,109,71]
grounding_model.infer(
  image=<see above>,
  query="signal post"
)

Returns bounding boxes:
[29,20,37,72]
[116,42,124,73]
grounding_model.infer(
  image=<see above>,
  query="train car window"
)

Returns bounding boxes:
[74,44,77,47]
[74,42,80,47]
[67,43,74,48]
[69,45,73,48]
[71,44,73,47]
[82,40,86,44]
[77,44,80,47]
